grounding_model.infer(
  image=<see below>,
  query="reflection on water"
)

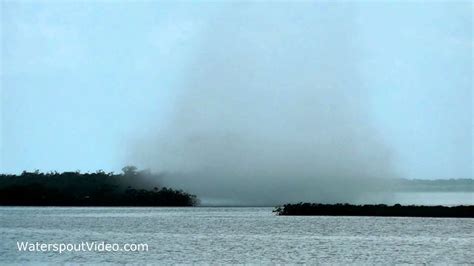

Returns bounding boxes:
[1,206,473,264]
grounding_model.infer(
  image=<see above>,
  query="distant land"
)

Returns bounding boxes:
[0,167,198,206]
[388,178,474,192]
[0,167,472,207]
[274,203,474,218]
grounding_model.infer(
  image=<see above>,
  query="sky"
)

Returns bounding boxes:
[1,1,472,180]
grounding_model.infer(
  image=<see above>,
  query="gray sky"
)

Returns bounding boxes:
[1,1,472,180]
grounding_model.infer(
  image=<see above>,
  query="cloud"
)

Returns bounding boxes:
[130,3,397,205]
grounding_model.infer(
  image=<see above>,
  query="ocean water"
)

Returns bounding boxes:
[391,192,474,206]
[341,191,474,207]
[0,207,473,264]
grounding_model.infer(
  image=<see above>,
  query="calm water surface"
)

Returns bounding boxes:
[0,207,473,264]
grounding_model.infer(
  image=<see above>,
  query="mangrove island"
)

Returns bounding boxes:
[0,166,198,206]
[274,203,474,218]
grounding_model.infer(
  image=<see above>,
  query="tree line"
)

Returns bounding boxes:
[274,202,474,218]
[0,166,198,206]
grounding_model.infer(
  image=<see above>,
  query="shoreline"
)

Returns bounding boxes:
[274,203,474,218]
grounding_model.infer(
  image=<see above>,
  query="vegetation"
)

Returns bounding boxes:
[274,203,474,218]
[0,167,198,206]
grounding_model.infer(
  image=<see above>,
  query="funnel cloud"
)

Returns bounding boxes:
[132,3,396,205]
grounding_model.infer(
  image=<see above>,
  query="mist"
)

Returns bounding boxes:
[131,3,397,205]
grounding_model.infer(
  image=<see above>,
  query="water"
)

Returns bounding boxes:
[391,192,474,206]
[1,207,473,264]
[346,191,474,206]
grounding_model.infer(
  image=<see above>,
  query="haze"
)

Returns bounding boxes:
[1,2,472,204]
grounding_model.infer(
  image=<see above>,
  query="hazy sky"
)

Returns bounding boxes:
[1,1,472,180]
